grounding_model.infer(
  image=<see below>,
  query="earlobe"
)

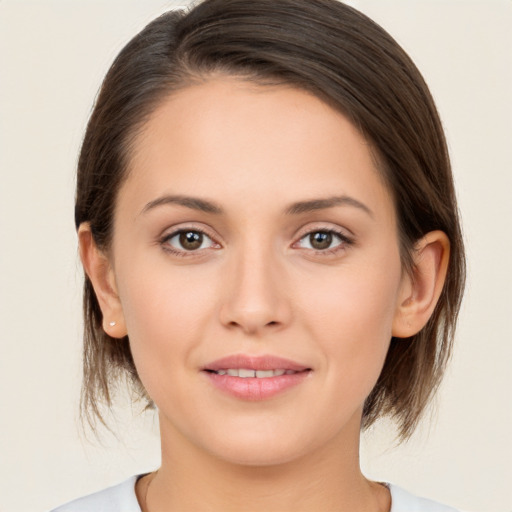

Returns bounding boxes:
[78,223,127,338]
[392,230,450,338]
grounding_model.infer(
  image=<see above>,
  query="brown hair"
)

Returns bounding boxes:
[76,0,465,439]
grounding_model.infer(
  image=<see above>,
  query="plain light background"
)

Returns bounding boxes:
[1,1,511,511]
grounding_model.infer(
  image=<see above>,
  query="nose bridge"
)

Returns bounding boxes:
[219,233,290,334]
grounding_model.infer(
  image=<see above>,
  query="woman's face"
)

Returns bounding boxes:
[110,78,407,466]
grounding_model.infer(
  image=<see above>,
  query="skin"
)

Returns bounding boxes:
[80,78,450,511]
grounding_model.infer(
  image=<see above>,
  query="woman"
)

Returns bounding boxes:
[52,0,466,510]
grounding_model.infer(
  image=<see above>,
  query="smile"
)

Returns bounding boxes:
[209,369,299,378]
[202,355,311,400]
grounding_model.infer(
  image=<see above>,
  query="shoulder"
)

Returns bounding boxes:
[389,484,466,512]
[49,475,141,512]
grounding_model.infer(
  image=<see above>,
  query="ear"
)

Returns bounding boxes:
[392,230,450,338]
[78,223,127,338]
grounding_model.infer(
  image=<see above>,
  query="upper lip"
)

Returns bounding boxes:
[202,354,311,372]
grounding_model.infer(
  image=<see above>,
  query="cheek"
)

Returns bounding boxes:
[303,261,401,335]
[299,254,403,386]
[115,261,218,381]
[119,251,215,325]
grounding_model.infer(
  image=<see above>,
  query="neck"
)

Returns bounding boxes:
[139,412,390,512]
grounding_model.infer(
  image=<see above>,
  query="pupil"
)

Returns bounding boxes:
[180,231,202,250]
[311,232,332,250]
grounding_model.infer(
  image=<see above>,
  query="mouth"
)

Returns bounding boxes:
[203,354,310,373]
[205,368,304,378]
[202,355,312,400]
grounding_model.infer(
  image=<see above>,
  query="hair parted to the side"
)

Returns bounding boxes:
[76,0,465,440]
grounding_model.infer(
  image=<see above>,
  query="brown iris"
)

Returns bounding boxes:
[179,231,203,250]
[309,231,332,250]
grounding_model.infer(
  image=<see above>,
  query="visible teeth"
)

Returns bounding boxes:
[256,370,274,378]
[216,368,295,378]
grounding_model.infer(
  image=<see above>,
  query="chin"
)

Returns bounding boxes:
[211,440,307,467]
[196,422,328,468]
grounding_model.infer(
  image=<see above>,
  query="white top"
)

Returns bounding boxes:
[50,475,465,512]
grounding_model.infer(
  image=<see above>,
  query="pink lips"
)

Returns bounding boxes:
[202,355,311,401]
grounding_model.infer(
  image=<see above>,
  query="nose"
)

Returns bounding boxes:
[218,241,292,336]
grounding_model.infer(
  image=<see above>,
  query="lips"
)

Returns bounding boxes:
[203,354,310,373]
[202,355,311,401]
[213,368,295,378]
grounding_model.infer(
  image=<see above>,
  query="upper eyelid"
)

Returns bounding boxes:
[293,229,353,251]
[161,223,218,241]
[162,224,351,241]
[302,229,349,240]
[159,230,218,258]
[295,224,353,239]
[161,224,352,253]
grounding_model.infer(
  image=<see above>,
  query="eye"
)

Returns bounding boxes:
[161,229,217,255]
[295,229,353,254]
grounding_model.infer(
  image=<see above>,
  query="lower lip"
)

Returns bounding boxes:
[204,371,310,401]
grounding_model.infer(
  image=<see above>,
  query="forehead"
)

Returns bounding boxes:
[122,78,394,223]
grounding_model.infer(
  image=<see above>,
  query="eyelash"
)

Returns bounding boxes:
[159,227,354,258]
[295,228,354,256]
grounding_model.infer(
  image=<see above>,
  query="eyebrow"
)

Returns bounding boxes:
[142,195,223,215]
[141,194,373,217]
[284,196,373,217]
